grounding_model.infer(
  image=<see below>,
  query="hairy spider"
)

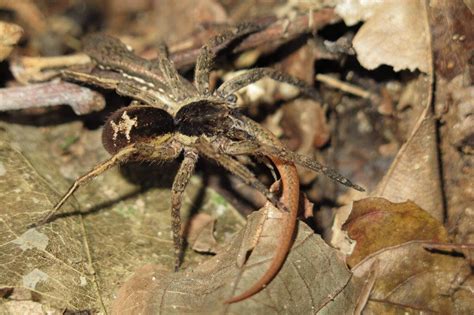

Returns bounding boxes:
[37,24,363,303]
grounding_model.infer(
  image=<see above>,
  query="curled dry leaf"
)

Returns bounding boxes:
[343,197,448,267]
[345,0,431,73]
[0,21,23,61]
[112,203,362,314]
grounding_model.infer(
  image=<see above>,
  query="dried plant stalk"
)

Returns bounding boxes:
[0,81,105,115]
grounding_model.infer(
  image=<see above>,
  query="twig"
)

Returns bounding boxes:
[316,74,372,99]
[10,53,91,84]
[0,81,105,115]
[170,9,340,69]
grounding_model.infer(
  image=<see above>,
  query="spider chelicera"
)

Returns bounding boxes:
[36,24,363,303]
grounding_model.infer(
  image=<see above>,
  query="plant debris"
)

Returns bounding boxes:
[0,0,472,313]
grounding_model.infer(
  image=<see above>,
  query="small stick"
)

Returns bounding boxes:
[316,74,372,99]
[10,53,90,83]
[0,81,105,115]
[171,9,340,69]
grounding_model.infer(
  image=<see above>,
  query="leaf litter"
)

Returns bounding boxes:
[0,122,244,311]
[111,201,361,314]
[0,0,473,314]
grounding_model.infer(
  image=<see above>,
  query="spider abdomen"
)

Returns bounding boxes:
[102,106,174,154]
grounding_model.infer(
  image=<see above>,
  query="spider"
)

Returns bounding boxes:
[36,23,364,303]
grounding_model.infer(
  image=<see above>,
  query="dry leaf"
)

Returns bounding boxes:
[373,75,444,220]
[0,121,242,311]
[352,241,471,314]
[0,127,97,310]
[343,197,449,267]
[0,21,23,61]
[341,197,472,313]
[112,203,362,314]
[335,0,386,26]
[344,0,431,73]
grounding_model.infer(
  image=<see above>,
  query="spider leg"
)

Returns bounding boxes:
[195,137,287,212]
[62,68,173,112]
[154,43,197,100]
[259,145,364,191]
[170,148,199,271]
[33,145,137,227]
[216,67,320,100]
[216,134,364,191]
[194,23,261,95]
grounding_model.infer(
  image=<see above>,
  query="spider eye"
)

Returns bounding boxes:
[226,94,238,104]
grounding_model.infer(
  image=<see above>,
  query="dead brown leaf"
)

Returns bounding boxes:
[112,203,362,314]
[340,197,472,313]
[343,0,431,73]
[352,241,471,314]
[343,197,449,267]
[428,1,474,81]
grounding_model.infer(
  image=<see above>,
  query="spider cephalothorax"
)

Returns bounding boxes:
[36,26,364,303]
